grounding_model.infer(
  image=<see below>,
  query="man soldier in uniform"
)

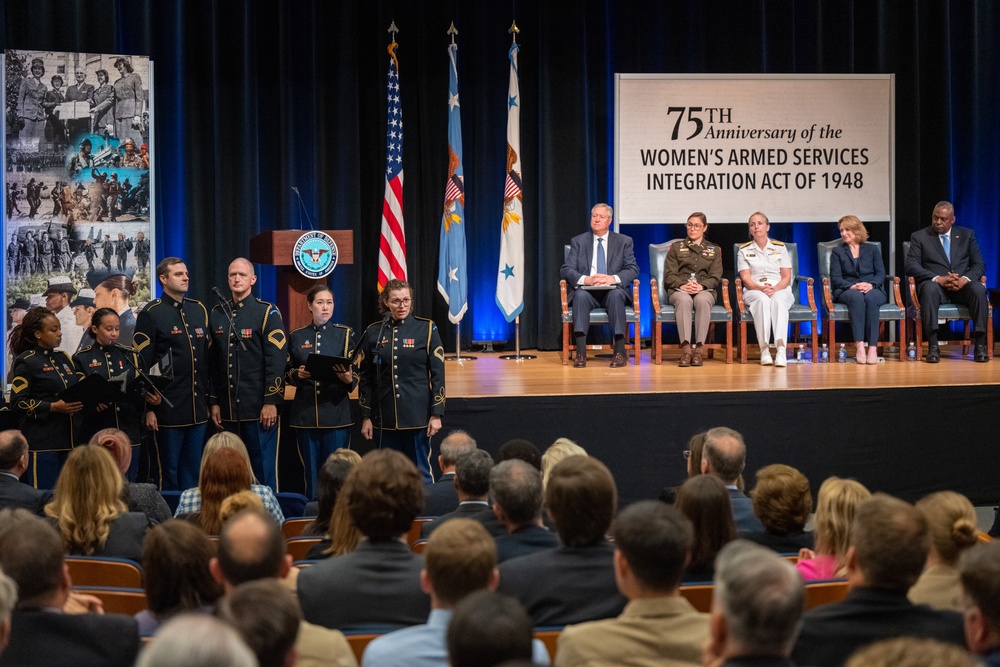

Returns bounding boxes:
[107,174,122,222]
[208,258,286,490]
[101,234,113,269]
[83,238,97,272]
[68,138,94,176]
[115,232,132,271]
[43,277,84,355]
[133,232,150,273]
[56,232,70,273]
[6,236,19,279]
[19,232,36,277]
[133,257,211,490]
[38,232,53,274]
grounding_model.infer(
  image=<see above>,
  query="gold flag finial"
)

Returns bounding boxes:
[508,21,519,44]
[448,21,458,44]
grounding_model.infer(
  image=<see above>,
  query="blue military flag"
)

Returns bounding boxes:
[436,39,468,323]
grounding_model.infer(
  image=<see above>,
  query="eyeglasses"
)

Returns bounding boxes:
[682,450,691,459]
[388,298,411,307]
[686,222,705,229]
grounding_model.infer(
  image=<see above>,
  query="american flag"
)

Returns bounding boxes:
[378,39,407,291]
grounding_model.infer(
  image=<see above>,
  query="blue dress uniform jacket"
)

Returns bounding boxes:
[10,347,83,450]
[286,322,357,428]
[356,316,445,430]
[208,296,286,421]
[132,294,210,427]
[73,342,145,444]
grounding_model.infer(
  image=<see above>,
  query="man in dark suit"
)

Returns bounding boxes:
[0,431,51,515]
[905,200,989,363]
[422,450,504,539]
[960,541,1000,666]
[498,456,627,626]
[792,494,966,666]
[701,427,764,532]
[560,203,639,367]
[0,509,140,667]
[490,459,556,562]
[423,430,476,517]
[297,450,430,630]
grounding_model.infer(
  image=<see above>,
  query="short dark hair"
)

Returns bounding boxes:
[455,450,493,498]
[217,579,301,667]
[853,494,929,591]
[961,542,1000,636]
[0,431,28,470]
[448,591,534,667]
[426,519,497,606]
[490,460,543,526]
[216,510,286,585]
[545,456,616,547]
[615,501,693,591]
[143,521,222,616]
[0,509,63,606]
[156,257,185,281]
[347,450,423,539]
[703,427,746,484]
[497,439,542,471]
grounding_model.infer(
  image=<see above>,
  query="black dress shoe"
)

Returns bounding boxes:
[926,346,940,363]
[573,352,587,368]
[975,344,989,363]
[609,352,627,368]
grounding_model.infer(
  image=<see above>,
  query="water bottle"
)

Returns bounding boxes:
[689,272,696,282]
[796,345,805,362]
[819,343,829,363]
[907,341,916,361]
[837,343,847,363]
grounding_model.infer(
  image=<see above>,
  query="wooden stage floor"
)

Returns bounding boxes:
[445,347,1000,398]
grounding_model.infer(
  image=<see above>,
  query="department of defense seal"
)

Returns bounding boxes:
[293,231,339,279]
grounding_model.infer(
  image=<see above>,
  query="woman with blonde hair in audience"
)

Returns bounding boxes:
[541,438,587,489]
[135,520,222,636]
[44,445,150,559]
[174,431,283,522]
[90,428,172,524]
[675,474,735,582]
[796,476,871,581]
[219,490,265,525]
[179,448,253,535]
[908,490,979,611]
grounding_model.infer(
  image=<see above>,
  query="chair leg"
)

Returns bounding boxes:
[633,322,640,366]
[726,321,733,363]
[654,323,662,365]
[898,319,906,361]
[739,322,747,364]
[810,323,818,362]
[828,320,836,351]
[914,319,923,360]
[963,321,971,356]
[562,322,570,365]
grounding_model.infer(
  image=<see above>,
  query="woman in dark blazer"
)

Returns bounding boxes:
[829,215,887,364]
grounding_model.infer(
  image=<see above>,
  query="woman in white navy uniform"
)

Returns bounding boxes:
[737,211,794,367]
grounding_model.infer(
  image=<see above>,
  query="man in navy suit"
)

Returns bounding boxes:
[560,203,639,368]
[905,201,989,363]
[422,430,476,517]
[701,427,764,533]
[0,431,51,515]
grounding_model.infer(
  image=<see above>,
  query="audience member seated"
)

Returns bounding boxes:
[211,509,356,666]
[304,457,357,538]
[363,518,550,667]
[304,449,362,517]
[792,494,966,666]
[959,541,1000,666]
[90,428,172,524]
[658,430,706,505]
[175,431,284,523]
[136,614,256,667]
[796,476,870,581]
[490,460,557,563]
[179,448,255,535]
[702,541,805,667]
[0,509,141,667]
[307,475,363,560]
[219,489,265,524]
[541,438,586,490]
[675,475,735,583]
[0,430,51,515]
[44,445,150,559]
[423,430,476,517]
[845,637,979,667]
[447,590,537,667]
[0,565,16,656]
[742,463,814,552]
[908,491,978,612]
[135,520,222,636]
[557,501,709,666]
[218,579,302,667]
[497,438,543,471]
[422,450,503,539]
[700,427,762,532]
[298,450,430,630]
[498,456,626,626]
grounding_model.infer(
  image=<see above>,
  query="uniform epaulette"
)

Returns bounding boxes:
[739,241,754,249]
[329,323,351,331]
[771,240,786,246]
[77,344,94,354]
[290,325,311,336]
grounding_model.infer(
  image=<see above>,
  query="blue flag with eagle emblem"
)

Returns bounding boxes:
[496,42,524,322]
[436,39,468,324]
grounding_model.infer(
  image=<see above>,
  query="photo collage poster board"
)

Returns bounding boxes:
[3,49,154,380]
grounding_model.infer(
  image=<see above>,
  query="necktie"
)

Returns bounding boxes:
[597,237,607,274]
[941,233,950,262]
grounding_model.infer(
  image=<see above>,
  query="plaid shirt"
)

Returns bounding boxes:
[173,485,284,523]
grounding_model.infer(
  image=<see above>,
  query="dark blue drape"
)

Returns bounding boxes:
[4,0,998,348]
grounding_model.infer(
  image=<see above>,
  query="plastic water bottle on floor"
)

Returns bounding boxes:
[819,343,829,363]
[796,345,805,363]
[837,343,847,363]
[907,342,916,361]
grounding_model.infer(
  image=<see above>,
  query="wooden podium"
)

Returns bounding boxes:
[249,230,354,331]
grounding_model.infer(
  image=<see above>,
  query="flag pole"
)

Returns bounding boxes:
[445,321,477,362]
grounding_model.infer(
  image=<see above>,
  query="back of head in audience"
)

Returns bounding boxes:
[455,449,493,499]
[347,449,423,540]
[0,508,66,609]
[490,459,543,529]
[675,475,735,572]
[424,518,497,607]
[711,540,804,659]
[751,464,812,535]
[960,541,1000,656]
[308,458,356,537]
[614,500,693,595]
[324,479,362,557]
[213,509,288,588]
[200,431,257,486]
[89,428,132,476]
[700,427,745,485]
[0,564,17,653]
[850,493,929,591]
[220,490,264,525]
[200,448,253,535]
[916,491,978,566]
[813,476,871,575]
[0,431,28,474]
[545,455,616,548]
[143,520,222,620]
[497,439,542,471]
[448,590,534,667]
[217,579,301,667]
[541,438,587,489]
[684,431,707,478]
[44,445,127,555]
[328,448,362,466]
[135,614,257,667]
[439,430,477,471]
[844,637,979,667]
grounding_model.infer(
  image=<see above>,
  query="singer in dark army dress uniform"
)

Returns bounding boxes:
[132,258,210,491]
[356,279,445,483]
[208,258,286,490]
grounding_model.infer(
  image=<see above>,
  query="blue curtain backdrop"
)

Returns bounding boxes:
[3,1,997,349]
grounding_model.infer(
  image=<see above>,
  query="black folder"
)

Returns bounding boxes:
[304,353,352,383]
[58,373,125,408]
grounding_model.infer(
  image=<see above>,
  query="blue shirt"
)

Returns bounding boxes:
[361,608,551,667]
